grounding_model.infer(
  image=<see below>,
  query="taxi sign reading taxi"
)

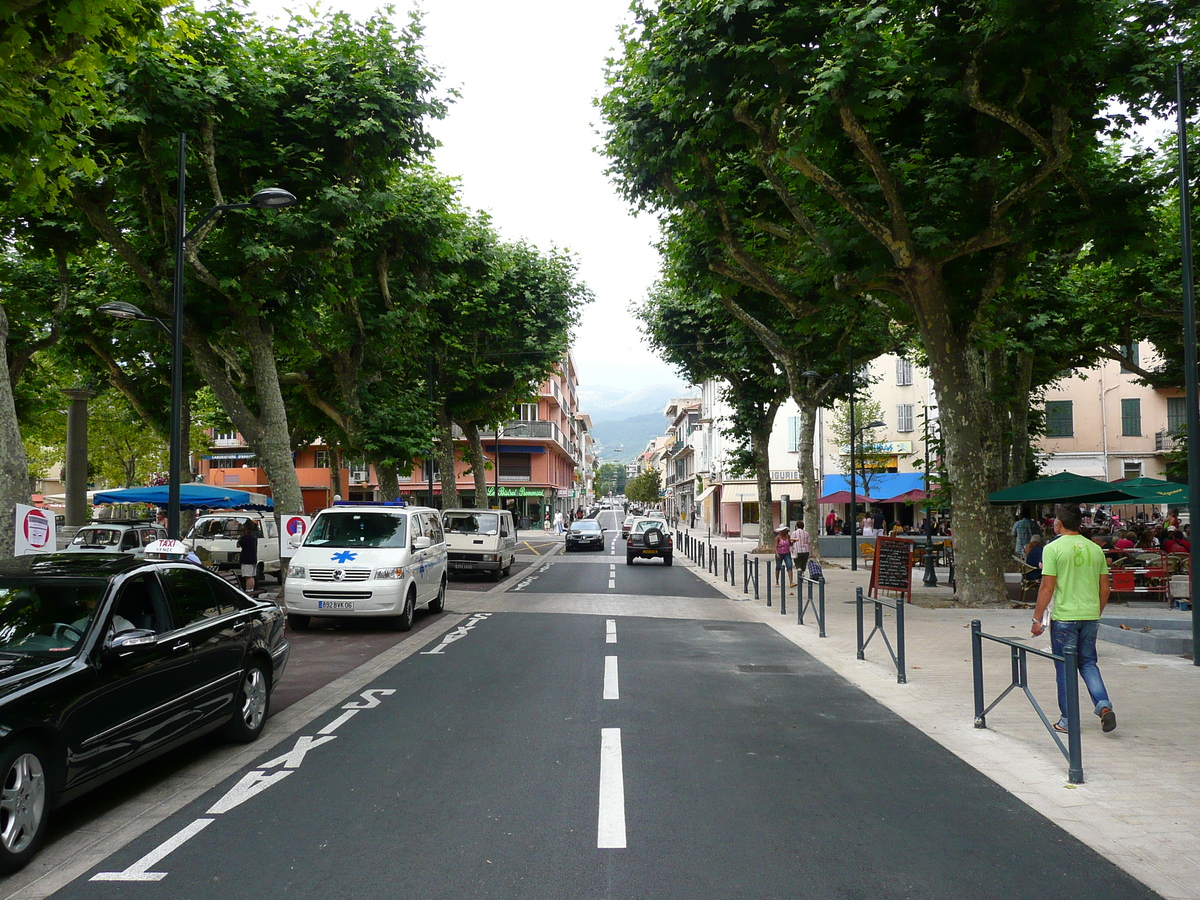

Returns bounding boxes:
[280,515,311,558]
[15,503,56,556]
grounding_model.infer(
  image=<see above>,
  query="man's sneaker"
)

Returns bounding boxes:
[1100,707,1116,732]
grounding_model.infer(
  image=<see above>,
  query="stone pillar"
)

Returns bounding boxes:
[63,388,96,526]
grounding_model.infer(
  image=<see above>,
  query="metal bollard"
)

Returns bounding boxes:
[817,577,826,637]
[856,587,865,659]
[766,566,772,607]
[896,596,906,684]
[754,557,760,601]
[1065,647,1083,784]
[743,555,749,595]
[971,620,985,727]
[780,577,786,615]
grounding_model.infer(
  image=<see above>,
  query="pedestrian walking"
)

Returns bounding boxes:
[773,525,795,587]
[789,520,811,574]
[543,515,551,534]
[1031,503,1116,734]
[553,510,564,534]
[238,520,259,593]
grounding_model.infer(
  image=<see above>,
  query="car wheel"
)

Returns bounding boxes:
[664,554,673,566]
[0,741,49,874]
[429,579,446,613]
[223,661,271,743]
[626,554,635,565]
[391,590,415,632]
[286,613,310,630]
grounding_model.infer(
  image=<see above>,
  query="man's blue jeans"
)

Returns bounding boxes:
[1050,619,1112,728]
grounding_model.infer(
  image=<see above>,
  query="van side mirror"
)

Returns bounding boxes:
[412,535,432,551]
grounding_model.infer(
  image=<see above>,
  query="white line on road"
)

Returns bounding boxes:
[606,619,616,643]
[318,707,360,735]
[604,655,619,699]
[598,728,627,849]
[91,818,214,882]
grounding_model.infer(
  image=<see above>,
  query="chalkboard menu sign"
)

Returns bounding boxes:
[869,536,914,603]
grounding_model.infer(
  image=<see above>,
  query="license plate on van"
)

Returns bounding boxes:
[318,600,354,610]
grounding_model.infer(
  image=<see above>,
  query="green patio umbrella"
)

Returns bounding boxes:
[1110,477,1190,506]
[987,471,1145,505]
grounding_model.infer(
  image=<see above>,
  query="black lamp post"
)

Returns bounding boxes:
[101,133,295,539]
[850,418,885,572]
[922,406,939,586]
[493,423,502,509]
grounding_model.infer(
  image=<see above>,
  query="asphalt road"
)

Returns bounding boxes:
[9,508,1160,899]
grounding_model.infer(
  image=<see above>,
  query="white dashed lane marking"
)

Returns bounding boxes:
[598,728,627,849]
[606,619,616,644]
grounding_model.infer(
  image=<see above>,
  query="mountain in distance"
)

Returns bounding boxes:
[579,383,694,423]
[578,383,698,463]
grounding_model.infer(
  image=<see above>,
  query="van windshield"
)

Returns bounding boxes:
[443,513,499,535]
[188,518,251,539]
[304,512,408,548]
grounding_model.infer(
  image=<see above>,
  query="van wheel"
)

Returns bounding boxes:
[0,740,50,874]
[428,579,446,613]
[287,614,310,630]
[391,591,415,631]
[503,558,512,575]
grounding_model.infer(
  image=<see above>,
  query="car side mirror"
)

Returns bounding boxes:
[412,535,432,551]
[288,537,302,549]
[103,629,158,659]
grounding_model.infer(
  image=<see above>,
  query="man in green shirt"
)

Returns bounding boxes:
[1031,503,1116,734]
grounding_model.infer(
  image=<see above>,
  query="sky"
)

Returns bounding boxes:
[242,0,688,398]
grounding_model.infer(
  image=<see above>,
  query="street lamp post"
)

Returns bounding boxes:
[101,132,295,539]
[922,407,938,587]
[493,423,502,509]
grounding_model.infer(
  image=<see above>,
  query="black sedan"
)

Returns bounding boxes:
[0,553,289,873]
[565,519,606,552]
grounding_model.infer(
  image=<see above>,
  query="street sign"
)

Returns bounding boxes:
[280,515,312,559]
[15,504,55,555]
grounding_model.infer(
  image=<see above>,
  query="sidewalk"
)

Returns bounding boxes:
[677,529,1200,900]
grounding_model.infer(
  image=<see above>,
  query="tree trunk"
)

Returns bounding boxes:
[462,422,490,509]
[435,405,459,509]
[185,316,304,516]
[751,418,774,553]
[377,463,399,501]
[796,397,822,561]
[329,448,343,501]
[916,283,1009,604]
[0,304,31,557]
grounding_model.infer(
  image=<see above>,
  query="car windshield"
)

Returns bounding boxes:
[571,520,601,532]
[444,513,499,535]
[0,578,108,657]
[188,518,249,539]
[71,527,122,548]
[634,519,668,534]
[304,512,408,548]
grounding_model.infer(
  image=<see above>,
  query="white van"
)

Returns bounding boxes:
[186,512,280,582]
[442,508,517,580]
[282,503,446,631]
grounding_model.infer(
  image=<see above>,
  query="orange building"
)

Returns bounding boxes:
[197,354,587,524]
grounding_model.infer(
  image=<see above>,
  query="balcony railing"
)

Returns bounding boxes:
[1156,430,1179,453]
[499,474,532,482]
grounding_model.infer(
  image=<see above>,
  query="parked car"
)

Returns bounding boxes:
[0,552,289,874]
[565,519,606,552]
[621,514,636,539]
[626,516,673,565]
[283,502,447,631]
[442,508,516,579]
[63,520,165,556]
[186,512,280,582]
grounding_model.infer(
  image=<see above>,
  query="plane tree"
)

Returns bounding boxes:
[601,0,1191,601]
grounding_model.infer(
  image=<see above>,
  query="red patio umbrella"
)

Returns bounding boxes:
[878,488,927,504]
[818,490,878,504]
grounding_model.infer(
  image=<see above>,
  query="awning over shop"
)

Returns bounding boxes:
[493,445,545,454]
[721,485,759,504]
[695,485,717,504]
[92,485,274,509]
[821,473,924,501]
[987,472,1142,505]
[878,488,927,504]
[818,490,878,505]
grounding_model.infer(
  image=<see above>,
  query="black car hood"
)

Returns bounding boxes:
[0,655,72,703]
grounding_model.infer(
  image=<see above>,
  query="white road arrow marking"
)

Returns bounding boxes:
[91,818,214,881]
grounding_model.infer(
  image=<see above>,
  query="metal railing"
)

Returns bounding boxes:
[970,620,1083,784]
[856,586,907,684]
[797,572,827,636]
